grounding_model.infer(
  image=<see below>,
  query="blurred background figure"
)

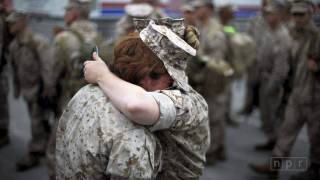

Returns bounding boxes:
[114,0,166,40]
[240,0,271,116]
[0,0,12,149]
[181,3,196,26]
[250,1,320,180]
[192,0,231,166]
[46,0,103,178]
[253,0,292,151]
[6,11,54,171]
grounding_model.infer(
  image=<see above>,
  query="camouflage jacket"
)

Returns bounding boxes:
[290,22,320,104]
[256,24,292,91]
[8,29,54,100]
[56,85,210,179]
[247,13,268,45]
[197,18,230,94]
[53,20,103,103]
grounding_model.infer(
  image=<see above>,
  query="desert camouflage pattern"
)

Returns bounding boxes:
[8,29,53,153]
[273,22,320,164]
[196,18,230,157]
[56,84,210,179]
[257,24,292,141]
[134,18,192,92]
[53,19,103,113]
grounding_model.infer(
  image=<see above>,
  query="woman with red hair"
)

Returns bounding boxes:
[56,18,210,179]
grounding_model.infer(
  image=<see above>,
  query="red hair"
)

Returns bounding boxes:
[111,33,169,85]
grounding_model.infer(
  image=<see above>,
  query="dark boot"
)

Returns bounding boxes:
[226,116,239,127]
[290,163,320,180]
[206,147,227,165]
[16,153,41,171]
[255,139,276,151]
[249,158,281,177]
[0,129,9,148]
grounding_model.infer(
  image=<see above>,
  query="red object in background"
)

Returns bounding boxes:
[3,0,13,12]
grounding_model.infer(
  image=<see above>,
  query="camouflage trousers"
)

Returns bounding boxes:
[206,88,229,155]
[242,62,260,112]
[0,70,9,133]
[23,90,50,154]
[273,96,320,164]
[259,82,283,141]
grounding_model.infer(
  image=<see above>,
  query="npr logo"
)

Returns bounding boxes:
[270,157,308,171]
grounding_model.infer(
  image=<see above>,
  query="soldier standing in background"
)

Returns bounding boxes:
[193,0,232,165]
[181,4,196,26]
[6,11,54,171]
[46,0,103,178]
[250,1,320,179]
[254,1,292,151]
[114,0,166,40]
[100,1,155,63]
[240,0,270,115]
[0,0,12,148]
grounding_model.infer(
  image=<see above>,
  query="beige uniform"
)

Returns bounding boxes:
[273,22,320,164]
[56,84,210,179]
[8,29,54,154]
[47,19,103,178]
[243,14,269,112]
[256,24,291,141]
[196,18,229,156]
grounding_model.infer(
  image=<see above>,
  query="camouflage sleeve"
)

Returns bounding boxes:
[206,31,227,61]
[52,34,71,84]
[34,35,56,88]
[147,92,176,131]
[8,42,20,96]
[150,90,208,131]
[268,40,290,90]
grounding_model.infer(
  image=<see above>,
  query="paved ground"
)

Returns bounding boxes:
[0,73,309,180]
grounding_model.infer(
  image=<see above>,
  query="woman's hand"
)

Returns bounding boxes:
[84,52,110,84]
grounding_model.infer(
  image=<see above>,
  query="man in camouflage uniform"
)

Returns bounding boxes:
[6,11,54,171]
[101,1,157,63]
[250,1,320,179]
[193,0,232,165]
[253,1,292,151]
[114,0,166,41]
[47,0,104,178]
[56,18,210,179]
[240,0,270,115]
[0,0,12,148]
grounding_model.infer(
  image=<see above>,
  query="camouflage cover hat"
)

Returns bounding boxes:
[264,0,284,13]
[192,0,214,7]
[291,0,314,13]
[6,11,27,23]
[180,4,195,12]
[134,18,197,91]
[65,0,91,10]
[124,3,154,17]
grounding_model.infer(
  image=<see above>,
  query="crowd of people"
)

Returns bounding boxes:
[0,0,319,179]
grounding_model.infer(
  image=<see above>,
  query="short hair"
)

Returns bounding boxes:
[111,33,169,85]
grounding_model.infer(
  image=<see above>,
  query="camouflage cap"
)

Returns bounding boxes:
[134,18,197,91]
[124,3,154,17]
[65,0,91,10]
[264,0,284,13]
[192,0,214,8]
[6,11,27,23]
[180,4,195,12]
[291,0,314,13]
